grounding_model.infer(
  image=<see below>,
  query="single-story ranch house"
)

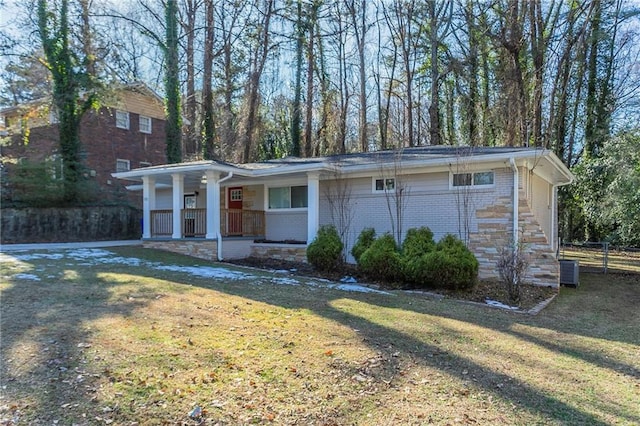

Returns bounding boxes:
[113,146,573,287]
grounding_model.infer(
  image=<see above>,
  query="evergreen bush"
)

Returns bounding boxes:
[351,227,376,263]
[306,225,344,272]
[359,233,402,285]
[401,227,436,259]
[404,234,478,290]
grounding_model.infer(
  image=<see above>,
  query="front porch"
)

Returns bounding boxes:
[149,208,266,238]
[118,161,322,261]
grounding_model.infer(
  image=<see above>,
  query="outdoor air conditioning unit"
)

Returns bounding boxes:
[559,260,579,287]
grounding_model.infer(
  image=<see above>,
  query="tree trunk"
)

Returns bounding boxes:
[165,0,182,163]
[202,0,216,160]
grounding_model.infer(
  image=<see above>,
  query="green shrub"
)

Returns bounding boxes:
[306,225,344,272]
[404,234,478,290]
[401,227,435,259]
[351,227,376,263]
[359,233,402,285]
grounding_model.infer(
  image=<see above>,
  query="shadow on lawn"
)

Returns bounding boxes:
[1,248,638,424]
[0,261,152,423]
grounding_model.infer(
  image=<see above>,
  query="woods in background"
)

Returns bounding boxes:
[1,0,639,245]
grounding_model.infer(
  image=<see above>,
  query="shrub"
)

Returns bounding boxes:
[496,240,529,304]
[307,225,344,272]
[404,234,478,290]
[359,233,402,285]
[351,227,376,263]
[402,227,436,259]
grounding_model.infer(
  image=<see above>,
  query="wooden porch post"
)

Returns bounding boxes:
[307,172,320,244]
[205,170,220,239]
[172,173,184,239]
[142,176,155,239]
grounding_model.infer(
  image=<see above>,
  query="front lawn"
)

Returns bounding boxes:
[1,247,638,425]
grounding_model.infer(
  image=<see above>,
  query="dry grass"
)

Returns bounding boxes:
[1,247,639,425]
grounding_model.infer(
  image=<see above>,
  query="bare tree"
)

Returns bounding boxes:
[379,150,410,245]
[323,169,355,259]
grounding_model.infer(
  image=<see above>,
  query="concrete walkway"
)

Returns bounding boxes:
[0,240,142,252]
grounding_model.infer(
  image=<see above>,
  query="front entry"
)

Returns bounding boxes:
[227,187,243,235]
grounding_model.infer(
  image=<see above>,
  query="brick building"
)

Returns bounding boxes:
[0,83,167,206]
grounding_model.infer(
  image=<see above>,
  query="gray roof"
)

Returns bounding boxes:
[113,145,572,188]
[261,146,534,168]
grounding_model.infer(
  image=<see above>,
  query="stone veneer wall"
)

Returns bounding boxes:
[250,243,308,263]
[469,194,559,287]
[143,240,218,261]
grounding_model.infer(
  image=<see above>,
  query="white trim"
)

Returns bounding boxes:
[307,172,320,244]
[509,159,519,245]
[171,174,184,239]
[142,176,155,239]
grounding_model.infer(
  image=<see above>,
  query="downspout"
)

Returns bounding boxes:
[216,172,234,261]
[509,158,519,245]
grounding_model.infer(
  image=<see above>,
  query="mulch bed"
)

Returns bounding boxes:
[225,257,558,311]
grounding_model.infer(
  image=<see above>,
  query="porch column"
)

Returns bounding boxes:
[205,170,220,239]
[307,172,320,244]
[141,176,155,239]
[172,173,184,239]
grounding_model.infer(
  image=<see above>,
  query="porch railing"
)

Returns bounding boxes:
[182,208,207,237]
[221,209,265,237]
[149,209,265,238]
[150,209,173,236]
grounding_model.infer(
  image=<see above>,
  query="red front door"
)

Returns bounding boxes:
[227,187,243,235]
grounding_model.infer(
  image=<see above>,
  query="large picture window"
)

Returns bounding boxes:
[452,171,494,188]
[268,185,308,209]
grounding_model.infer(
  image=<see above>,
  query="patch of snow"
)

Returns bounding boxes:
[14,273,41,281]
[269,277,301,286]
[11,252,64,261]
[92,256,146,267]
[485,299,519,310]
[155,265,254,280]
[66,249,112,259]
[333,284,390,294]
[271,269,291,274]
[340,276,358,283]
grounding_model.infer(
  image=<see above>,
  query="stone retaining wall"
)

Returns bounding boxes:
[1,206,141,243]
[143,240,218,261]
[250,243,308,263]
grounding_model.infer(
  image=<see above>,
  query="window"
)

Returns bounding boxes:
[230,188,243,201]
[268,185,308,209]
[373,177,395,192]
[116,110,129,129]
[116,159,130,172]
[452,171,494,188]
[139,115,152,134]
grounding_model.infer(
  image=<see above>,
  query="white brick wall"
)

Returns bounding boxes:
[319,167,514,261]
[265,211,308,241]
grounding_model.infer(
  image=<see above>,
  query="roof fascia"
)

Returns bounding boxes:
[112,162,247,181]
